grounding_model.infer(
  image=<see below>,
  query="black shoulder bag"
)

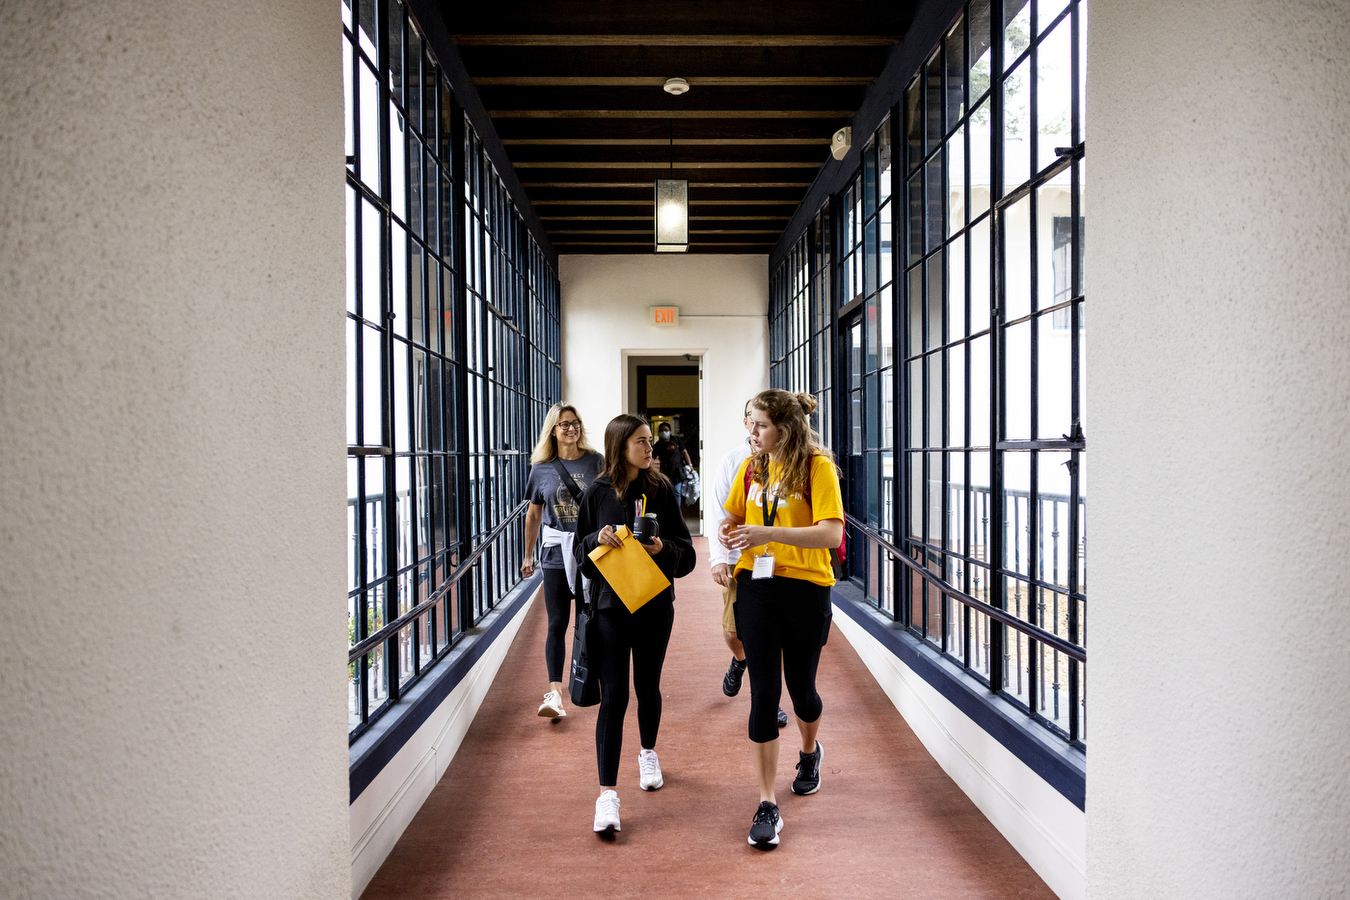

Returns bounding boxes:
[568,581,601,707]
[555,457,601,706]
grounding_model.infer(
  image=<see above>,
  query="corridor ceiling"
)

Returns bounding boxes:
[447,1,916,254]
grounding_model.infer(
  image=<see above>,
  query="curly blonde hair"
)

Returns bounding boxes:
[748,390,836,494]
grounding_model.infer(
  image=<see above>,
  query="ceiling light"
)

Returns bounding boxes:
[655,122,688,253]
[663,77,690,95]
[655,179,689,252]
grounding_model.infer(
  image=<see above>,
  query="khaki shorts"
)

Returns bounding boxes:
[721,573,738,634]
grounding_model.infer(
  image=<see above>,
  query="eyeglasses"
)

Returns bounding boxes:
[557,421,582,432]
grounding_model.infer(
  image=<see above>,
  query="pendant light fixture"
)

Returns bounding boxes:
[654,120,688,253]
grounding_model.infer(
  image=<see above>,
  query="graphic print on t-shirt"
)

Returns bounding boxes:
[551,477,585,526]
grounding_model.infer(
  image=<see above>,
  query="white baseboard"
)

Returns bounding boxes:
[348,591,537,899]
[832,605,1086,900]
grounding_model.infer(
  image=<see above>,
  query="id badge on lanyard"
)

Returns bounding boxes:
[751,488,782,580]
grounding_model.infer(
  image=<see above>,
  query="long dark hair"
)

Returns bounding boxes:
[602,414,672,501]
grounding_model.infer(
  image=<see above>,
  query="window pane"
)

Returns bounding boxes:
[362,199,382,321]
[948,236,966,339]
[925,155,945,252]
[948,342,967,448]
[970,217,992,333]
[969,0,993,105]
[969,333,991,447]
[905,78,923,172]
[390,223,407,338]
[392,338,408,451]
[362,324,384,446]
[948,123,966,237]
[925,51,942,154]
[969,99,992,218]
[358,61,381,194]
[1005,0,1031,65]
[945,18,965,126]
[1037,15,1073,173]
[1003,194,1031,321]
[1003,318,1031,440]
[1003,68,1031,192]
[346,318,358,444]
[927,251,944,350]
[346,188,357,314]
[878,117,893,204]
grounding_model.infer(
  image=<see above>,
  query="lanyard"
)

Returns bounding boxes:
[761,485,782,528]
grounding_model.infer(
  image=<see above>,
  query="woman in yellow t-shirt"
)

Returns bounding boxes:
[718,389,844,850]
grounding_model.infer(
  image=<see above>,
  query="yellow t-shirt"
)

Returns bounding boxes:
[726,454,845,587]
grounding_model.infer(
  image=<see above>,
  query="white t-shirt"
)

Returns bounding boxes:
[709,437,754,568]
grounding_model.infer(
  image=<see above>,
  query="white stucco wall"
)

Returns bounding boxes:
[1089,2,1350,898]
[560,255,770,533]
[0,2,350,898]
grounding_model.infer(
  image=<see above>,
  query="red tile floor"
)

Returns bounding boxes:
[361,538,1055,899]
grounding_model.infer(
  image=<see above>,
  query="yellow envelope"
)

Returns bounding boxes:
[587,525,672,613]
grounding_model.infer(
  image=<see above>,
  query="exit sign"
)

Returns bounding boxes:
[650,306,680,327]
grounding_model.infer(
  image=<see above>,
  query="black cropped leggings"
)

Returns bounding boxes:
[593,599,674,787]
[541,567,576,683]
[733,571,832,743]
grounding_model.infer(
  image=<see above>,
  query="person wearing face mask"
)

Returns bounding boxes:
[718,389,843,850]
[522,404,605,720]
[575,415,696,835]
[652,422,692,507]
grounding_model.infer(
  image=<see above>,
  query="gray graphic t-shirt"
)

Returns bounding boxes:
[525,451,604,568]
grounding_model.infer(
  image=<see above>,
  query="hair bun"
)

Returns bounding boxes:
[795,392,818,416]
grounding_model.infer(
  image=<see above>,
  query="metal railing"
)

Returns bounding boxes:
[349,499,530,664]
[842,511,1085,664]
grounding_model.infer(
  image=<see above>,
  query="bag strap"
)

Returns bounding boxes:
[551,456,584,502]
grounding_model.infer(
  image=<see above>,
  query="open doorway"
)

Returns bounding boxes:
[628,355,702,536]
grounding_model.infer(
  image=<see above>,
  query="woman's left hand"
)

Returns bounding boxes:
[642,536,663,556]
[727,524,774,551]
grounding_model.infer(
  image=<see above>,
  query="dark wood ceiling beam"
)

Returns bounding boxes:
[504,143,825,164]
[445,0,914,34]
[492,119,840,141]
[525,187,809,202]
[488,109,851,119]
[515,162,821,170]
[456,45,891,79]
[478,85,866,112]
[454,35,901,47]
[502,138,829,145]
[539,215,791,221]
[474,76,874,86]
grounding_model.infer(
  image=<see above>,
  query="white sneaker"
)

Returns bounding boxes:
[537,690,565,718]
[593,789,621,833]
[638,748,663,791]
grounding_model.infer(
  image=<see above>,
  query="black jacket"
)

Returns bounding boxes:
[575,473,696,611]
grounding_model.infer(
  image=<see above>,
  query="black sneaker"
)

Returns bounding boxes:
[747,800,783,848]
[791,741,823,795]
[777,706,788,728]
[722,657,747,697]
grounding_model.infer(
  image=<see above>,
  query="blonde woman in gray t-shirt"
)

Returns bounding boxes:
[522,403,604,719]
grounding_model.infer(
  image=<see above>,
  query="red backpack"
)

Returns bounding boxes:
[743,457,847,573]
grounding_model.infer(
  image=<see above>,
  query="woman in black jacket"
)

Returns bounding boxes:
[575,414,696,835]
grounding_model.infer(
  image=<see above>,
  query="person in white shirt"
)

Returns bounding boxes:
[711,399,786,728]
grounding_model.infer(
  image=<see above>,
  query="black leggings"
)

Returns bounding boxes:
[593,599,675,787]
[541,567,576,683]
[733,572,832,743]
